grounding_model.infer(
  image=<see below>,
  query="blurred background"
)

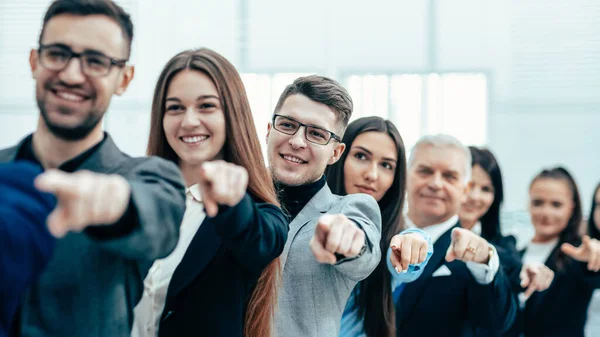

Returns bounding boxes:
[1,0,599,330]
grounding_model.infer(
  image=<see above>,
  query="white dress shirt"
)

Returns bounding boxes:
[131,185,206,337]
[405,214,500,284]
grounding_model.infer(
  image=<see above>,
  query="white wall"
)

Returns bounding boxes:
[1,0,599,215]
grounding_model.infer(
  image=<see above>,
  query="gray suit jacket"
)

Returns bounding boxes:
[0,134,186,337]
[275,184,381,337]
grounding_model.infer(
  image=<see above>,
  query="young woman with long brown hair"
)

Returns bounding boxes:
[132,48,287,337]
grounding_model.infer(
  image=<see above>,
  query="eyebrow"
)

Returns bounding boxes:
[280,115,331,131]
[165,95,220,102]
[353,146,397,163]
[45,43,112,58]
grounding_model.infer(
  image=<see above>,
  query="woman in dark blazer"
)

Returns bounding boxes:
[459,147,554,295]
[459,147,553,337]
[515,167,600,337]
[138,48,287,337]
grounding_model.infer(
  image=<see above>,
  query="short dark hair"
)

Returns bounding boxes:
[274,75,353,132]
[39,0,134,57]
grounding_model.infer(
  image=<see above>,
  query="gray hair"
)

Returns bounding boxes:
[408,134,472,184]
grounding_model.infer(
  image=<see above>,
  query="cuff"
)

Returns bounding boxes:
[466,244,500,285]
[334,219,367,264]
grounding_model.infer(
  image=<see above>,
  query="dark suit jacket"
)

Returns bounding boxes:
[474,235,523,337]
[0,134,186,337]
[511,240,600,337]
[158,194,288,337]
[0,162,56,337]
[395,223,517,337]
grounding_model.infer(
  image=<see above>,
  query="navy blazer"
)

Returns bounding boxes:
[0,162,56,337]
[511,240,600,337]
[474,235,523,337]
[157,193,288,337]
[395,223,517,337]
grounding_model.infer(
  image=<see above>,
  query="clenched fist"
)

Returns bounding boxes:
[445,228,492,264]
[389,232,429,273]
[197,160,248,217]
[35,169,131,238]
[309,214,365,264]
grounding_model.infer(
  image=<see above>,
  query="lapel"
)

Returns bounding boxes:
[77,134,127,173]
[0,135,31,163]
[166,216,222,301]
[397,222,457,325]
[527,242,561,312]
[280,184,335,268]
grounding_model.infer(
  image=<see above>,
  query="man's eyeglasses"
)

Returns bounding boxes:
[271,114,341,145]
[38,44,128,78]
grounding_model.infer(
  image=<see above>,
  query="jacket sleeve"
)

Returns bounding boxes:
[332,194,382,281]
[213,194,289,274]
[386,228,433,288]
[85,157,186,261]
[466,264,518,333]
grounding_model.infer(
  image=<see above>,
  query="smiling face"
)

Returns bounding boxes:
[529,178,574,242]
[342,131,397,202]
[460,164,495,226]
[266,94,345,186]
[30,14,133,140]
[407,144,470,227]
[162,70,226,170]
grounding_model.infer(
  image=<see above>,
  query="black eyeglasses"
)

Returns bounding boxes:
[272,114,341,145]
[38,44,128,78]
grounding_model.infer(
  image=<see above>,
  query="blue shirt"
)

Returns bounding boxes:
[339,228,433,337]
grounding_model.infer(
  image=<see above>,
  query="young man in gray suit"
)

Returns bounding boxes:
[266,75,382,336]
[0,1,185,336]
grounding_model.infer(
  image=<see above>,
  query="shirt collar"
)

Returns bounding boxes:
[472,221,482,236]
[15,133,107,172]
[405,214,459,243]
[186,184,203,203]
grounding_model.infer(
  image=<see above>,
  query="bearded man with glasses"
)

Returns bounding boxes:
[0,1,185,336]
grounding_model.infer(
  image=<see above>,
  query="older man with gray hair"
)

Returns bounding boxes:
[393,134,517,337]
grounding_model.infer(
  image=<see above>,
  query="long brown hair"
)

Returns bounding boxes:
[146,48,280,337]
[325,116,406,337]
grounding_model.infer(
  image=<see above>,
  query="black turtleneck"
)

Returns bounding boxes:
[276,175,326,220]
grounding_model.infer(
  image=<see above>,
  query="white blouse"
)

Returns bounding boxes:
[131,185,206,337]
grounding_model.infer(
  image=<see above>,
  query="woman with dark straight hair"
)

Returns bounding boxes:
[460,147,554,293]
[513,167,600,337]
[135,48,287,337]
[459,147,554,337]
[326,116,431,337]
[587,183,600,240]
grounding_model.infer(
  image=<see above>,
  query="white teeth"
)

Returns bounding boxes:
[182,135,208,143]
[283,155,304,164]
[57,91,85,102]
